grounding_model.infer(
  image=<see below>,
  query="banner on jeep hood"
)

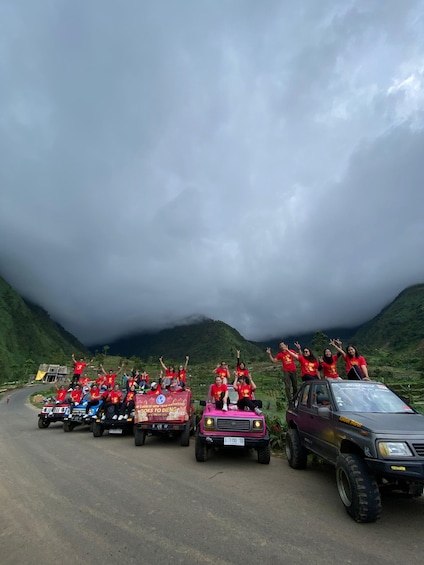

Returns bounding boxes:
[135,392,190,423]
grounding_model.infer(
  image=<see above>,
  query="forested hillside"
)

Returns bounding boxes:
[0,275,88,383]
[97,319,264,365]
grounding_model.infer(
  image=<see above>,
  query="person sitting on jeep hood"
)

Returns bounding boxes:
[55,385,68,403]
[146,382,162,395]
[210,376,229,411]
[70,385,83,405]
[118,385,137,419]
[102,384,124,418]
[233,375,262,415]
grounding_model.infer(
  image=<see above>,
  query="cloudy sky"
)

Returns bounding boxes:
[1,0,424,345]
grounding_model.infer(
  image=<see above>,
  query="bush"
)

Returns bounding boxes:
[265,414,287,451]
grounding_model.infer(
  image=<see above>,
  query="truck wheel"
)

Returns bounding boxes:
[285,429,308,469]
[180,421,190,446]
[195,433,208,462]
[134,428,146,446]
[63,421,72,433]
[257,443,271,464]
[38,418,50,429]
[336,453,382,523]
[92,422,104,437]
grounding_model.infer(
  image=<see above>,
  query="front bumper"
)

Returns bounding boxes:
[366,458,424,481]
[197,432,269,449]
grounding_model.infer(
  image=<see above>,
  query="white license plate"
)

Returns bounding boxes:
[224,437,245,446]
[109,429,123,435]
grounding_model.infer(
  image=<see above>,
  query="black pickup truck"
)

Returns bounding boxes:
[285,379,424,522]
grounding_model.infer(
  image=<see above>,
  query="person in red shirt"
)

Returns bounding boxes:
[85,384,102,415]
[210,375,229,411]
[70,385,83,408]
[283,342,320,382]
[78,373,91,387]
[118,384,137,419]
[159,357,179,387]
[55,384,68,403]
[319,347,341,379]
[330,339,370,380]
[213,362,230,385]
[71,354,93,387]
[146,382,162,395]
[177,356,189,386]
[101,384,123,419]
[233,374,262,414]
[235,350,250,383]
[99,363,124,388]
[266,342,299,404]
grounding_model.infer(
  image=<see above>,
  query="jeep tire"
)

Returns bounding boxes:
[38,417,50,429]
[257,443,271,464]
[285,428,308,469]
[336,453,382,523]
[92,422,104,437]
[180,421,190,447]
[195,433,208,462]
[134,427,146,446]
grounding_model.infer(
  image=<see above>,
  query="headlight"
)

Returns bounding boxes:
[204,417,215,430]
[252,419,264,431]
[378,441,413,457]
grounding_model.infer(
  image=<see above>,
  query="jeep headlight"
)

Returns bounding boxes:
[204,417,215,430]
[378,441,413,457]
[252,419,264,432]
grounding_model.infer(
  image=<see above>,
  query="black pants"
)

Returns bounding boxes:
[119,400,135,415]
[283,370,298,401]
[85,400,100,414]
[237,398,260,411]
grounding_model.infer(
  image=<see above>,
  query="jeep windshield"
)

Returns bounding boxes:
[330,382,414,413]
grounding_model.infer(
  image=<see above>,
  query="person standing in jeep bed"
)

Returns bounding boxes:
[266,343,298,405]
[71,354,93,387]
[330,339,370,380]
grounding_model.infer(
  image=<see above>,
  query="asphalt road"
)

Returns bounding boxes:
[1,386,423,565]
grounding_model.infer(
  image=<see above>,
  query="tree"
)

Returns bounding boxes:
[311,331,328,355]
[103,345,110,356]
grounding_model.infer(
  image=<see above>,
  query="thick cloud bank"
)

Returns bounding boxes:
[1,0,424,344]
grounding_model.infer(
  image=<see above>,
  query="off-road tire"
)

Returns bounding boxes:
[38,417,50,429]
[195,433,208,462]
[285,428,308,469]
[180,421,190,446]
[63,421,73,432]
[92,422,104,437]
[257,442,271,464]
[336,453,382,523]
[134,427,146,446]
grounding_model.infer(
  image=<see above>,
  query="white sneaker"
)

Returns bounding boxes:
[254,407,262,415]
[101,415,106,420]
[222,405,228,411]
[118,415,124,421]
[112,415,118,420]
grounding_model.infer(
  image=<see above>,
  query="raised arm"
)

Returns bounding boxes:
[266,347,278,363]
[117,363,125,375]
[329,339,346,359]
[184,355,189,370]
[99,363,107,375]
[249,375,257,392]
[236,349,241,368]
[159,357,168,371]
[285,343,300,360]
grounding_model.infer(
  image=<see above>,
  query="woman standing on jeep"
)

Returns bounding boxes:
[282,342,320,381]
[329,339,370,380]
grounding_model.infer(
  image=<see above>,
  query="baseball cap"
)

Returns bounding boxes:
[151,382,157,388]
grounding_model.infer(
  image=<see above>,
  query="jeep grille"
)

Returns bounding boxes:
[412,443,424,456]
[216,418,251,432]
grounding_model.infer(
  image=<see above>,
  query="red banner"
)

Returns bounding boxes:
[135,391,191,423]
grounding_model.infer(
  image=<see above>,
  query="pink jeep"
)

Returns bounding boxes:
[195,385,270,464]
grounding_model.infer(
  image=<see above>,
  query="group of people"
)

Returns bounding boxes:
[210,351,263,414]
[266,339,369,404]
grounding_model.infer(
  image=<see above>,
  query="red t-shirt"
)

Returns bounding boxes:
[125,390,136,403]
[321,355,339,378]
[146,386,162,395]
[70,389,82,403]
[78,376,90,386]
[108,390,123,404]
[96,375,107,386]
[344,356,367,374]
[105,374,117,387]
[214,368,229,380]
[298,356,319,377]
[56,389,67,402]
[210,383,228,402]
[90,387,102,400]
[276,351,297,372]
[73,362,87,375]
[236,367,249,378]
[178,369,187,384]
[235,383,254,400]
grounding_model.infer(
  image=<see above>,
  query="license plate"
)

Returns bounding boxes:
[224,437,245,446]
[109,429,123,435]
[152,423,167,430]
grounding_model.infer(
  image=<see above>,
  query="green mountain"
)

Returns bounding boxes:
[351,284,424,351]
[0,275,88,383]
[99,318,264,365]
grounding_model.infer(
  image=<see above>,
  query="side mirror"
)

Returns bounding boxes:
[200,400,206,407]
[317,406,331,418]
